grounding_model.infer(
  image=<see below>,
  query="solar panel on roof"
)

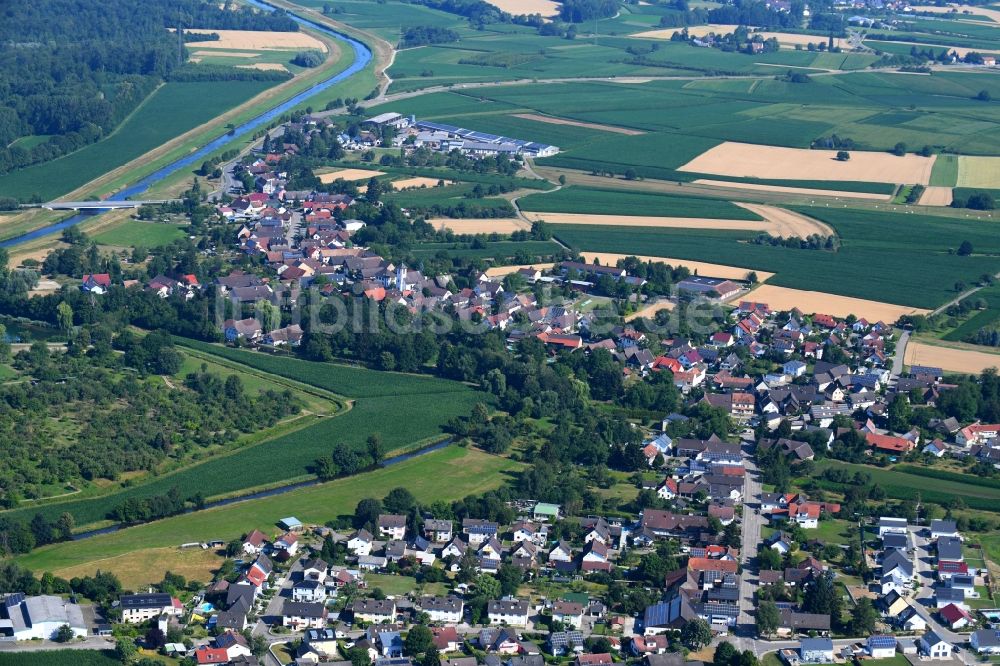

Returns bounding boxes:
[869,636,896,648]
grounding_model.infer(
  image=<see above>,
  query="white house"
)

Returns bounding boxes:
[878,517,908,538]
[120,593,181,624]
[971,629,1000,655]
[421,596,464,624]
[867,636,897,659]
[377,514,407,540]
[348,529,374,556]
[919,631,952,660]
[292,580,326,603]
[488,599,530,626]
[283,602,327,630]
[551,601,584,629]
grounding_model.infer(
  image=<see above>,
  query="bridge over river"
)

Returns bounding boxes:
[35,200,180,211]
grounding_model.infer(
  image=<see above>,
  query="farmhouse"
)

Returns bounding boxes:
[676,276,742,300]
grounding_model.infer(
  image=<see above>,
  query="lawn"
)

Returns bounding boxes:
[518,186,763,220]
[2,342,484,527]
[91,220,188,248]
[366,573,449,596]
[811,518,857,547]
[16,446,523,584]
[0,81,275,201]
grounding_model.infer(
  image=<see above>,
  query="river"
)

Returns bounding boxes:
[1,0,373,248]
[71,439,452,541]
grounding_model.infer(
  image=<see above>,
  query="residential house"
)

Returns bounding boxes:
[353,599,396,624]
[918,631,952,659]
[283,602,327,630]
[488,599,530,626]
[549,631,585,656]
[378,515,407,540]
[552,601,585,629]
[432,626,461,653]
[424,519,453,543]
[867,636,897,659]
[800,638,834,663]
[120,593,181,624]
[421,596,464,624]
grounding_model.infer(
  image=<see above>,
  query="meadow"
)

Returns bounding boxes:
[16,445,522,583]
[551,206,1000,308]
[0,81,274,201]
[91,220,188,248]
[518,186,763,219]
[2,342,482,527]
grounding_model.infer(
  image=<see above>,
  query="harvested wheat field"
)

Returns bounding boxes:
[680,141,936,185]
[918,186,954,206]
[526,206,833,236]
[693,179,891,200]
[958,156,1000,188]
[734,203,835,236]
[912,4,1000,24]
[906,340,1000,374]
[484,0,560,15]
[392,177,455,190]
[746,284,929,320]
[513,113,644,135]
[526,212,764,230]
[431,218,527,234]
[238,63,289,72]
[633,25,845,47]
[317,168,384,183]
[190,50,260,58]
[626,299,676,321]
[581,252,773,282]
[185,29,328,51]
[484,263,555,277]
[54,546,221,590]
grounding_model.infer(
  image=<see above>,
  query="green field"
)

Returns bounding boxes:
[942,284,1000,342]
[931,154,960,187]
[552,206,1000,308]
[0,81,275,202]
[91,220,188,247]
[0,652,121,666]
[813,460,1000,512]
[408,239,564,261]
[2,342,483,527]
[518,186,763,219]
[15,445,522,578]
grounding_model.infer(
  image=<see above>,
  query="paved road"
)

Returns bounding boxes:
[892,329,911,378]
[739,442,764,628]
